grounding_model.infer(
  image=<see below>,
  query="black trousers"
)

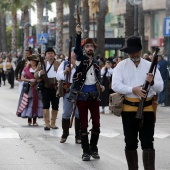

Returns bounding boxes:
[42,87,59,110]
[7,69,14,87]
[121,111,155,151]
[0,70,6,84]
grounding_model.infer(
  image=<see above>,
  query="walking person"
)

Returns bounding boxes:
[68,25,105,161]
[157,55,169,106]
[100,58,114,113]
[112,36,163,170]
[56,47,81,144]
[15,47,32,94]
[34,48,60,130]
[17,54,43,125]
[0,56,5,87]
[4,53,16,89]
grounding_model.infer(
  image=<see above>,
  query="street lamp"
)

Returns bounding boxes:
[129,0,142,36]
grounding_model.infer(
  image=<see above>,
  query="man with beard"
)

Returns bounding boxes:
[112,36,163,170]
[15,47,32,94]
[69,25,104,161]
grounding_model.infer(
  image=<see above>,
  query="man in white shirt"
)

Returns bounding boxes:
[34,48,60,130]
[112,36,163,170]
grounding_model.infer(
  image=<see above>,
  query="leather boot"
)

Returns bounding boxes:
[143,149,155,170]
[43,109,50,130]
[81,132,90,161]
[51,110,58,129]
[125,150,138,170]
[75,117,81,144]
[90,131,100,159]
[60,119,70,143]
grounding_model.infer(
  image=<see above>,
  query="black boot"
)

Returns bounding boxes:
[125,150,138,170]
[75,117,81,144]
[60,119,70,143]
[143,149,155,170]
[90,130,100,159]
[81,132,90,161]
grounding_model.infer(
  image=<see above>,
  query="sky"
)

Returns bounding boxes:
[30,2,69,25]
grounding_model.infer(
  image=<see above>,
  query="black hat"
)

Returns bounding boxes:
[120,36,142,54]
[25,47,32,54]
[106,57,114,63]
[45,48,55,55]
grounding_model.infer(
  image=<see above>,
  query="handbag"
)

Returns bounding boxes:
[36,81,44,91]
[109,93,124,117]
[23,82,30,93]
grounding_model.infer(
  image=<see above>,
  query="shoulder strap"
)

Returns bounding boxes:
[46,60,55,74]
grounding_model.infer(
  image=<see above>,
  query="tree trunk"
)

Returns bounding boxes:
[96,0,108,58]
[36,0,44,41]
[11,11,17,53]
[23,6,30,50]
[82,0,89,39]
[125,2,134,38]
[69,0,76,46]
[138,3,146,53]
[56,0,63,54]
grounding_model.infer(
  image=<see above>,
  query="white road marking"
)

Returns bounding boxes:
[0,115,20,127]
[100,127,120,138]
[154,130,170,139]
[0,128,20,139]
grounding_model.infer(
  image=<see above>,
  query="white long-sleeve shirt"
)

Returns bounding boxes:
[56,60,76,83]
[101,67,114,77]
[112,58,164,98]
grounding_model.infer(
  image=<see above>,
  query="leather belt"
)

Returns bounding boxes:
[123,99,152,107]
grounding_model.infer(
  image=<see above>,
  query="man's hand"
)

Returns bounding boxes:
[146,73,154,85]
[132,85,147,98]
[100,85,105,92]
[76,24,82,35]
[64,65,71,74]
[40,70,45,76]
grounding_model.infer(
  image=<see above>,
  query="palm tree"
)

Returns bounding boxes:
[82,0,89,39]
[95,0,108,58]
[36,0,44,41]
[55,0,63,54]
[125,1,134,38]
[138,2,145,53]
[0,2,7,52]
[68,0,76,47]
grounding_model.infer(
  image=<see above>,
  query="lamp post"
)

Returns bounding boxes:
[129,0,142,36]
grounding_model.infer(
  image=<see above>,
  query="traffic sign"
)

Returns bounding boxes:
[38,33,48,44]
[164,17,170,36]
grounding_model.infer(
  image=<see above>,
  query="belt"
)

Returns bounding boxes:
[123,99,152,107]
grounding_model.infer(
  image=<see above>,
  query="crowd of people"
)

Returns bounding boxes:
[0,26,169,168]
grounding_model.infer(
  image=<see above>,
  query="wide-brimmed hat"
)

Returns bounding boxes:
[27,54,39,61]
[81,38,97,49]
[120,36,142,54]
[45,48,56,55]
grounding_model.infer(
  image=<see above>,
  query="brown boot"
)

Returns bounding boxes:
[60,119,70,143]
[125,150,138,170]
[143,149,155,170]
[43,109,50,130]
[50,110,59,129]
